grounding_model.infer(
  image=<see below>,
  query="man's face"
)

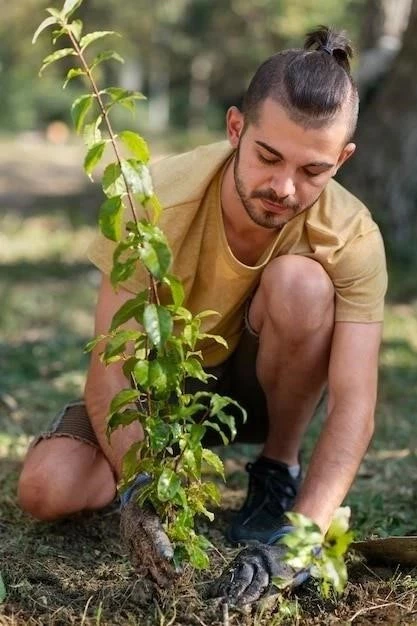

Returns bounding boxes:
[227,98,355,229]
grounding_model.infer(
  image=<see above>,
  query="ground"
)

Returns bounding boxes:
[1,137,417,625]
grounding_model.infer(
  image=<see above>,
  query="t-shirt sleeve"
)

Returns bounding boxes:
[87,232,148,294]
[332,228,387,322]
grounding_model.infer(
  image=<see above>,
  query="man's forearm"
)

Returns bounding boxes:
[292,402,375,532]
[85,347,144,480]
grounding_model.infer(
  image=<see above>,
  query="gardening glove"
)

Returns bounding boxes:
[207,527,310,606]
[119,473,176,587]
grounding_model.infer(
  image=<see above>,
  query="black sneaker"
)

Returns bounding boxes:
[226,456,301,545]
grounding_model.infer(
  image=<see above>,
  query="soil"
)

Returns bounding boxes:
[2,458,417,626]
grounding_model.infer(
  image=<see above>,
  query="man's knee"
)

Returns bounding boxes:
[18,459,68,521]
[251,255,335,335]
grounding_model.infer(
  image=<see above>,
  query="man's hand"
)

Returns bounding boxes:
[207,540,310,606]
[119,474,176,587]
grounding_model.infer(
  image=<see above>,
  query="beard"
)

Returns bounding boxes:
[233,143,318,229]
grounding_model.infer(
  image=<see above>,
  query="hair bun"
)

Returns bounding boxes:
[304,25,353,73]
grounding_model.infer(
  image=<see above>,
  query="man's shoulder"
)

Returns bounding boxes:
[307,178,381,242]
[150,140,233,210]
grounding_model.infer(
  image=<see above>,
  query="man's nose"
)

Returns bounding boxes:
[270,172,295,198]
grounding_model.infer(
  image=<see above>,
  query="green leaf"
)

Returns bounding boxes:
[199,333,228,349]
[144,195,161,224]
[202,482,221,506]
[187,542,210,570]
[143,304,173,349]
[121,441,143,482]
[62,0,83,18]
[80,31,118,51]
[84,141,106,176]
[83,117,102,148]
[216,410,236,440]
[202,420,229,445]
[63,67,86,88]
[196,309,220,320]
[149,360,168,395]
[133,360,149,386]
[68,19,83,41]
[210,394,246,423]
[139,240,172,280]
[71,94,94,133]
[110,292,147,330]
[163,274,184,309]
[157,468,181,502]
[183,448,201,479]
[91,50,124,70]
[46,8,62,18]
[33,16,58,44]
[84,333,106,353]
[107,408,138,431]
[119,131,150,163]
[110,259,136,287]
[109,389,139,414]
[148,421,171,451]
[103,87,146,114]
[103,329,142,361]
[99,196,124,242]
[121,160,153,199]
[0,571,6,603]
[202,449,225,479]
[189,424,205,448]
[183,357,210,382]
[102,162,126,197]
[39,48,76,75]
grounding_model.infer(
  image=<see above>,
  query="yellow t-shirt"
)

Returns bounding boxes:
[88,141,387,366]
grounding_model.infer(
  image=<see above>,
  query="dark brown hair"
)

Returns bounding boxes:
[242,26,359,141]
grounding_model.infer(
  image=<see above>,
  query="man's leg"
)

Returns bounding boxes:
[226,254,334,544]
[249,254,334,464]
[18,413,116,521]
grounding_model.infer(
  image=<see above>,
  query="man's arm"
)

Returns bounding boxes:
[84,273,144,479]
[292,320,383,532]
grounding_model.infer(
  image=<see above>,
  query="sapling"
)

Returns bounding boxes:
[33,0,245,576]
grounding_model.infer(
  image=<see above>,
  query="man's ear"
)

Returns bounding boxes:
[336,142,356,172]
[226,106,245,148]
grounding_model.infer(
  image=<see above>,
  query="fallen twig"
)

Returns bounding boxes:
[222,602,230,626]
[349,600,410,622]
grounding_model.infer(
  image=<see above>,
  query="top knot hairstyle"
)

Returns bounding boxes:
[242,25,359,141]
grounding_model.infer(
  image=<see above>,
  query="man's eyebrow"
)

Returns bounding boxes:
[255,140,334,169]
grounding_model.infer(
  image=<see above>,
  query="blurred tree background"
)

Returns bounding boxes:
[0,0,416,254]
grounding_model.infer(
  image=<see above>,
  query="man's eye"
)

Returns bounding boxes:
[304,169,322,178]
[258,153,277,165]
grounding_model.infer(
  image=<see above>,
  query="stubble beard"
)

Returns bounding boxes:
[233,145,317,230]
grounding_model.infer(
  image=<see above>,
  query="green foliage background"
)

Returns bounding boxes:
[0,0,365,133]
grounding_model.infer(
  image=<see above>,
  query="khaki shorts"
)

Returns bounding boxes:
[32,326,269,449]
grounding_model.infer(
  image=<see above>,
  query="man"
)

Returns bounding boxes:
[18,25,387,605]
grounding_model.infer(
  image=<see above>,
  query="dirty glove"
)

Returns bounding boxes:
[120,473,175,587]
[208,528,310,606]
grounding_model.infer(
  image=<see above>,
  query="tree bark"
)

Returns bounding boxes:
[340,0,417,244]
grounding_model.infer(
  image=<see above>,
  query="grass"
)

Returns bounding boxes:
[1,139,417,624]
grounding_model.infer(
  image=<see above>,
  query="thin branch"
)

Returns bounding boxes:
[66,28,139,227]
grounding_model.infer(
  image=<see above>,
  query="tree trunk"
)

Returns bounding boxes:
[356,0,412,96]
[340,0,417,244]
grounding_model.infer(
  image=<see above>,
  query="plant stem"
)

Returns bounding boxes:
[66,28,139,227]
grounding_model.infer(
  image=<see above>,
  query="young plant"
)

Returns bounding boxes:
[275,507,354,598]
[33,0,245,572]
